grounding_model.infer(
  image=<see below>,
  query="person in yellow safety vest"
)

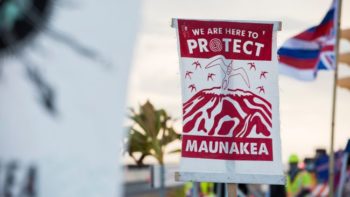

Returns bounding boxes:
[184,182,194,197]
[184,182,215,197]
[286,154,313,197]
[303,158,317,190]
[200,182,215,197]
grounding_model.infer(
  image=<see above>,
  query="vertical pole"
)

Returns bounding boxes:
[193,182,199,197]
[227,183,237,197]
[329,0,342,196]
[216,182,223,197]
[159,165,165,197]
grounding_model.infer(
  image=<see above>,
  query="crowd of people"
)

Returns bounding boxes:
[273,148,350,197]
[183,147,350,197]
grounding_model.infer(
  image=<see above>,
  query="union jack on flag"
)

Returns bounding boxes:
[278,0,338,81]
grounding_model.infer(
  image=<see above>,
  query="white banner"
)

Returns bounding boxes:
[0,1,139,196]
[173,19,284,184]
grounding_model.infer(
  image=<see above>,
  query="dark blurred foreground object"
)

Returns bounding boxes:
[0,160,37,197]
[0,0,110,115]
[24,59,56,114]
[0,0,52,55]
[0,0,57,114]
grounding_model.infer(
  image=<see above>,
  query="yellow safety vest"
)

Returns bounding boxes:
[286,171,312,196]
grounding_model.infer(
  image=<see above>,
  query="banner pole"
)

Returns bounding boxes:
[193,182,199,197]
[227,183,237,197]
[329,0,342,196]
[159,165,165,197]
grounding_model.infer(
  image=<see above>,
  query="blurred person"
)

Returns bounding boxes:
[286,154,313,197]
[185,182,194,197]
[314,149,328,183]
[200,182,215,197]
[315,149,327,159]
[312,150,345,196]
[185,182,215,197]
[341,157,350,196]
[304,158,317,189]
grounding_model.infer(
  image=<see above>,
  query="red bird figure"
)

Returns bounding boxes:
[192,61,201,69]
[256,86,265,94]
[260,71,268,79]
[207,73,215,81]
[188,84,197,92]
[185,71,193,79]
[248,62,256,70]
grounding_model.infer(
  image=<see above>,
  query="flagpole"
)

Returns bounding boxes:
[329,0,342,196]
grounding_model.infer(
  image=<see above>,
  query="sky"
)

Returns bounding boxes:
[127,0,350,163]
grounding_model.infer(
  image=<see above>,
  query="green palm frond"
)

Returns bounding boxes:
[126,100,180,166]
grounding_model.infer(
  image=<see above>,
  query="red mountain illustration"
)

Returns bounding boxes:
[183,87,272,138]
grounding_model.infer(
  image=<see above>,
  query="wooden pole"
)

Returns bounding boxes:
[329,0,342,196]
[227,183,237,197]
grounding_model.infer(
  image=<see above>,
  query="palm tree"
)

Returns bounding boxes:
[126,100,180,166]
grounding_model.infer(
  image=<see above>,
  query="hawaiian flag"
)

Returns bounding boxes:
[278,0,338,80]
